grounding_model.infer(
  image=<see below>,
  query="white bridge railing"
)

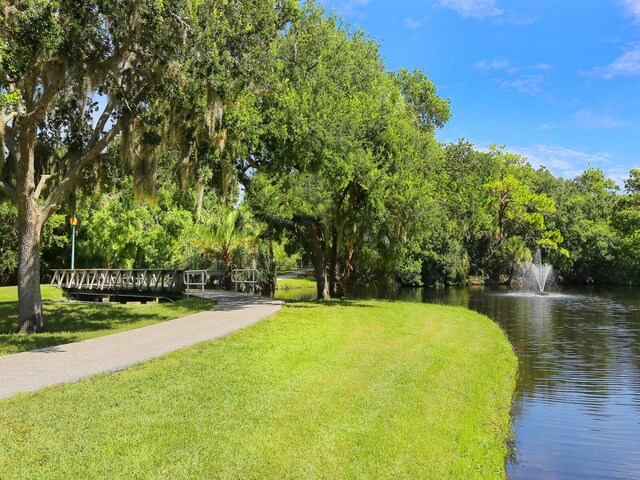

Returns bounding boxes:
[183,269,259,297]
[52,268,260,297]
[51,269,183,293]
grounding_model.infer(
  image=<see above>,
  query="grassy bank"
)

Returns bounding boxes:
[276,277,317,290]
[0,300,516,479]
[0,286,213,356]
[275,277,317,301]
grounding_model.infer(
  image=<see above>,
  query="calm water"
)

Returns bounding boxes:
[278,285,640,478]
[418,286,640,480]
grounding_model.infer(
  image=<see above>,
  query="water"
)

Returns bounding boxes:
[421,286,640,480]
[279,284,640,478]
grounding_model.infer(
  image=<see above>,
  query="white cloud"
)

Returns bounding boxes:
[319,0,371,18]
[474,58,552,74]
[535,63,553,71]
[500,74,545,94]
[439,0,503,19]
[589,47,640,79]
[620,0,640,21]
[404,17,422,29]
[474,57,513,72]
[512,144,626,186]
[572,109,632,129]
[474,58,552,94]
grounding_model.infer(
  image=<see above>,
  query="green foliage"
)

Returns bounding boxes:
[189,204,257,270]
[2,0,639,296]
[610,169,640,283]
[549,168,619,283]
[0,202,18,282]
[393,68,451,132]
[247,3,450,297]
[426,143,564,284]
[272,240,301,271]
[78,179,193,269]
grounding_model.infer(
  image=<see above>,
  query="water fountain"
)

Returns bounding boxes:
[525,249,554,294]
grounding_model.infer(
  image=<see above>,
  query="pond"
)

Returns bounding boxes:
[278,284,640,479]
[420,286,640,480]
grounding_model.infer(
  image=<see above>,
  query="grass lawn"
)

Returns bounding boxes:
[0,300,517,479]
[0,285,64,302]
[0,285,213,356]
[276,277,317,290]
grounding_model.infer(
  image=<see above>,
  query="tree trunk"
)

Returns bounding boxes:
[17,196,44,333]
[314,261,330,300]
[16,120,44,333]
[266,239,276,297]
[329,226,339,297]
[309,224,330,300]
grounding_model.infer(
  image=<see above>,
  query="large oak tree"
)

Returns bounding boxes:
[0,0,295,332]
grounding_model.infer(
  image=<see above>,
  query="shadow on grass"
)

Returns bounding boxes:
[282,298,376,308]
[0,298,213,356]
[0,333,81,354]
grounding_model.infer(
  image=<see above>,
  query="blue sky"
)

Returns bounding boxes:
[318,0,640,187]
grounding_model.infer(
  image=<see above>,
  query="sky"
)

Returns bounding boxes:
[317,0,640,187]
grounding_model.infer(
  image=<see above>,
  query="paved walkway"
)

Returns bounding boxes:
[0,291,282,400]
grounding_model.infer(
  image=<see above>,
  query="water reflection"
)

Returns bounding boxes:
[422,286,640,480]
[279,284,640,478]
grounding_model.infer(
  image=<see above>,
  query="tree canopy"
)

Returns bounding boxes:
[1,0,640,332]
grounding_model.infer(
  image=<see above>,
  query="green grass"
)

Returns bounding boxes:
[276,277,317,290]
[0,285,64,302]
[0,300,517,479]
[0,285,213,356]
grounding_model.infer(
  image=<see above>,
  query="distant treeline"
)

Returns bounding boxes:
[1,1,638,300]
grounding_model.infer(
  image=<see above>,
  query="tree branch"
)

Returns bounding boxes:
[101,0,144,73]
[23,81,61,126]
[90,100,116,145]
[1,112,18,126]
[167,10,191,31]
[0,179,17,202]
[34,174,53,201]
[3,125,18,159]
[40,118,125,221]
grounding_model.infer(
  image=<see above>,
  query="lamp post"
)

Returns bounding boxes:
[70,216,78,270]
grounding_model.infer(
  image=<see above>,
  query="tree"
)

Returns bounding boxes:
[247,3,449,299]
[0,1,193,331]
[482,147,565,280]
[190,205,256,273]
[556,168,619,283]
[0,0,296,332]
[613,169,640,235]
[612,169,640,283]
[79,179,193,269]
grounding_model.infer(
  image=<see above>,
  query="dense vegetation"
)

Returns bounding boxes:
[0,301,517,479]
[2,1,639,327]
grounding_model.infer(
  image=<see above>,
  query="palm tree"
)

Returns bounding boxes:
[191,206,256,287]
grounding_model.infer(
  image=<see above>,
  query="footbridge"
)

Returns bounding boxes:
[51,268,259,302]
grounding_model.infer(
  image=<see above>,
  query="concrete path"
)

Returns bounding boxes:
[0,291,282,400]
